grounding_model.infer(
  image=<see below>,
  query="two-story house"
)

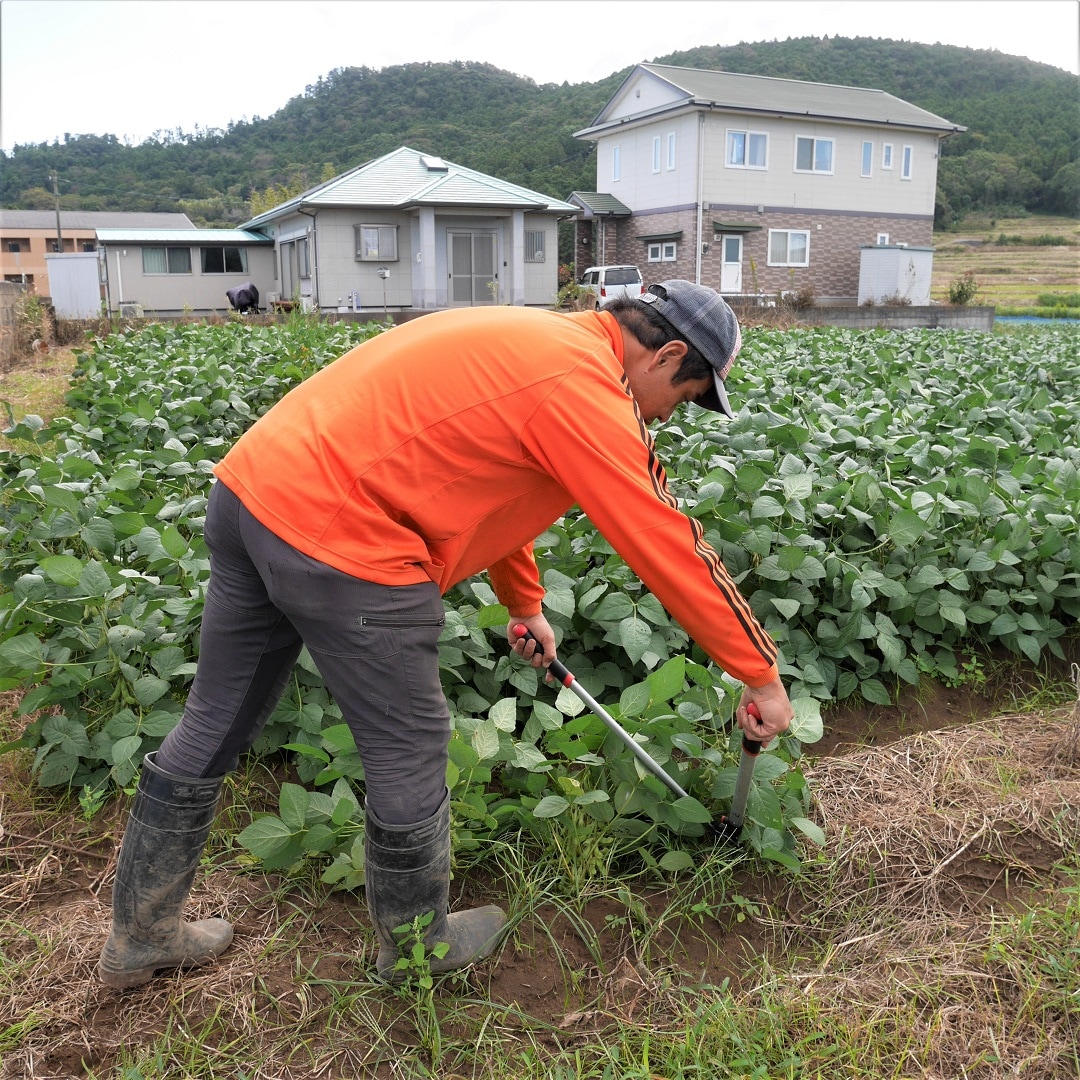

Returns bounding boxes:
[571,64,964,304]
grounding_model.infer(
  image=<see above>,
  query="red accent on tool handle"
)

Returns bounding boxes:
[512,624,573,685]
[743,702,764,755]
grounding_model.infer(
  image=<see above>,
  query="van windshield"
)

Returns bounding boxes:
[605,269,641,285]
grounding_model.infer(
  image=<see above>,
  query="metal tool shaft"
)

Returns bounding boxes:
[513,625,690,802]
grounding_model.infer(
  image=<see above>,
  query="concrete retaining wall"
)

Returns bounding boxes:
[790,305,995,331]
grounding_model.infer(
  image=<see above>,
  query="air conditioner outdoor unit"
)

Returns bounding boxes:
[119,302,143,317]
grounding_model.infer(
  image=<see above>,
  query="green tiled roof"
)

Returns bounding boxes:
[243,147,579,228]
[569,192,633,216]
[96,228,271,244]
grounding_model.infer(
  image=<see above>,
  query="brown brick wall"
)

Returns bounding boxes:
[616,209,933,301]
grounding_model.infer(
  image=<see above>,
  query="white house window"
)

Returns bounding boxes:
[882,143,894,170]
[297,237,310,276]
[901,145,913,180]
[726,130,767,169]
[647,241,677,263]
[795,137,833,173]
[877,232,890,245]
[524,229,545,262]
[142,246,192,274]
[767,229,809,267]
[612,145,621,182]
[667,132,676,170]
[652,136,661,173]
[355,225,398,261]
[201,246,248,274]
[861,141,874,178]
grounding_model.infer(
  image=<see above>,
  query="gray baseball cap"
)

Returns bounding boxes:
[639,280,742,417]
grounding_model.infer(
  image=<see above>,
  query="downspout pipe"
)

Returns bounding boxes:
[297,205,318,309]
[695,112,705,285]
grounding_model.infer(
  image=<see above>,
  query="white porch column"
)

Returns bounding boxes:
[418,207,437,308]
[509,210,526,306]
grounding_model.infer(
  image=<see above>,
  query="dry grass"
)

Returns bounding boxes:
[772,705,1080,1078]
[932,214,1080,308]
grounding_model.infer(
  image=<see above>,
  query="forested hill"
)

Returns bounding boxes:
[2,36,1076,227]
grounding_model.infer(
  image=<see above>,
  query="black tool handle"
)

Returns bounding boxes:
[512,625,573,686]
[742,705,763,754]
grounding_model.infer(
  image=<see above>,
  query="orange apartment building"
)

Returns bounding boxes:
[0,210,195,298]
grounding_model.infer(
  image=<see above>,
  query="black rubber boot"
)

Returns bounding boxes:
[364,789,506,984]
[97,753,233,989]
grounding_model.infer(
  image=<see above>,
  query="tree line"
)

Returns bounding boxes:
[1,37,1076,227]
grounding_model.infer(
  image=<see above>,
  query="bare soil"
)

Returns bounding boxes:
[3,657,1078,1079]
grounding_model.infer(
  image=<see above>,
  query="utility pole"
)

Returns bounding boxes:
[50,172,63,254]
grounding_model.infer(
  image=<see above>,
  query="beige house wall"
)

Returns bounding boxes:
[97,243,276,315]
[0,227,98,296]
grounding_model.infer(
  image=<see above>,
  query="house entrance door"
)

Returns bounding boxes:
[719,235,743,294]
[449,231,497,304]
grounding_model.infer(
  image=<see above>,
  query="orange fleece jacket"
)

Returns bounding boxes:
[215,306,778,687]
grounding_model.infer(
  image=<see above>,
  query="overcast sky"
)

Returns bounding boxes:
[2,0,1077,153]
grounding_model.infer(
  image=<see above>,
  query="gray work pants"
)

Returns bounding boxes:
[155,481,450,825]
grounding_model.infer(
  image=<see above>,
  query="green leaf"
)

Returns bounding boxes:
[150,645,196,680]
[511,743,547,771]
[278,783,311,830]
[0,634,44,674]
[658,850,696,872]
[160,526,190,559]
[132,675,170,708]
[238,816,299,859]
[887,509,927,547]
[777,546,807,572]
[746,783,783,830]
[591,593,634,622]
[619,682,652,719]
[301,824,338,853]
[860,678,892,706]
[488,697,517,732]
[736,463,768,493]
[771,597,801,619]
[476,603,509,629]
[647,655,685,703]
[759,847,802,872]
[532,795,570,818]
[472,720,501,761]
[38,749,79,787]
[110,735,142,765]
[39,555,85,587]
[78,560,114,598]
[789,816,826,846]
[671,796,712,824]
[750,495,785,519]
[789,698,823,744]
[618,617,652,664]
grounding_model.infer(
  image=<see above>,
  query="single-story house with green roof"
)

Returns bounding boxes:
[571,63,965,304]
[240,146,581,313]
[95,228,274,316]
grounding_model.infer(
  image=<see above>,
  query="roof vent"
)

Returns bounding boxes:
[420,154,448,172]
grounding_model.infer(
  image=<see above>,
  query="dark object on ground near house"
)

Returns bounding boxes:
[226,283,260,314]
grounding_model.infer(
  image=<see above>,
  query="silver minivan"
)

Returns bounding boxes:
[578,265,644,308]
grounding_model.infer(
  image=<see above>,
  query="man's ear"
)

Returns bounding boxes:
[652,339,688,370]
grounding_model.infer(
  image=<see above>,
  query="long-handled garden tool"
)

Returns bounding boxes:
[716,722,762,842]
[511,625,761,842]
